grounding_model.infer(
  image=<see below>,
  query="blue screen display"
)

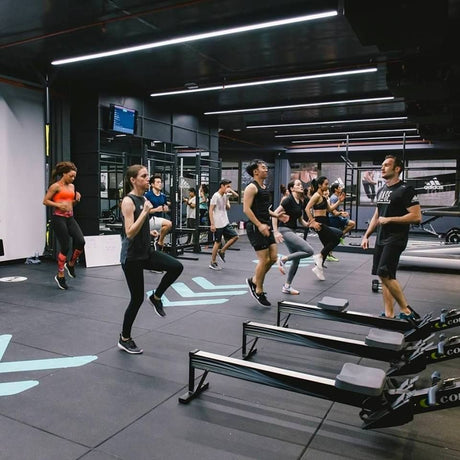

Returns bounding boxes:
[112,105,136,134]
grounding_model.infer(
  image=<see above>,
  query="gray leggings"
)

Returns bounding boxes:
[278,227,314,284]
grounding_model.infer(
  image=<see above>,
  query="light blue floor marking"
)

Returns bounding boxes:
[0,335,12,360]
[192,277,248,290]
[0,381,39,396]
[0,355,97,374]
[172,282,247,297]
[146,291,229,306]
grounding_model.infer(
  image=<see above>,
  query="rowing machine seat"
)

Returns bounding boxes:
[335,363,386,396]
[317,296,349,312]
[365,328,405,351]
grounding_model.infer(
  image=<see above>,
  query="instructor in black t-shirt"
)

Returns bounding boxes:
[361,155,422,320]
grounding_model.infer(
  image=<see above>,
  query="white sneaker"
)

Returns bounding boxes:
[312,265,325,281]
[313,253,323,267]
[209,262,222,270]
[281,285,299,295]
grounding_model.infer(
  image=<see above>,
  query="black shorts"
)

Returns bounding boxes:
[246,222,276,251]
[214,223,238,242]
[372,243,405,279]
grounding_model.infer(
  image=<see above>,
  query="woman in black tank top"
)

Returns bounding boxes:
[305,176,343,281]
[118,165,183,354]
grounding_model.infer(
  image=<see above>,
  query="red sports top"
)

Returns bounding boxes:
[52,187,75,217]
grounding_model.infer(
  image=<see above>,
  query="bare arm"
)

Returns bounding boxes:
[243,183,270,237]
[361,208,379,249]
[305,193,322,231]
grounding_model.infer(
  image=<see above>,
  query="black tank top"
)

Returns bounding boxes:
[313,196,328,210]
[120,194,151,263]
[250,180,271,224]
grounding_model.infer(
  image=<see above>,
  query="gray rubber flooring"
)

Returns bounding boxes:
[0,235,459,460]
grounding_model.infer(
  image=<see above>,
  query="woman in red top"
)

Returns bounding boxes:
[43,162,85,290]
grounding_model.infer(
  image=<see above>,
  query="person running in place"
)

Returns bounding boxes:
[208,179,239,270]
[305,176,344,281]
[361,155,421,320]
[329,183,356,237]
[43,161,85,290]
[243,159,282,306]
[118,165,183,354]
[272,179,314,295]
[145,175,172,251]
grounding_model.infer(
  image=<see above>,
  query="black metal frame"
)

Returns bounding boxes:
[242,321,460,376]
[277,300,460,341]
[179,349,460,430]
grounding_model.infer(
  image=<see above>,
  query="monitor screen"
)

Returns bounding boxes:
[110,104,137,135]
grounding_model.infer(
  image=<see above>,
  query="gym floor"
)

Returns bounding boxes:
[0,234,459,460]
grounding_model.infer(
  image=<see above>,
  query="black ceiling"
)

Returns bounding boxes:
[1,0,460,154]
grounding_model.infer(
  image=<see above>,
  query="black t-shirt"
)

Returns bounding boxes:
[376,181,419,246]
[280,195,305,229]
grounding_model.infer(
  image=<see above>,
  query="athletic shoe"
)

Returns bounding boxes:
[399,311,418,321]
[339,237,345,245]
[326,254,339,262]
[278,257,286,275]
[64,262,76,278]
[246,277,258,301]
[380,312,396,318]
[209,262,222,270]
[118,335,143,354]
[217,250,226,263]
[55,275,68,290]
[255,292,271,307]
[312,266,325,281]
[148,293,166,317]
[282,285,299,295]
[407,306,421,320]
[313,253,323,267]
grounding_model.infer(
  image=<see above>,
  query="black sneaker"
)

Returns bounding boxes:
[55,275,68,290]
[255,292,271,307]
[118,335,143,354]
[148,293,166,317]
[64,262,76,278]
[246,277,258,301]
[217,249,226,263]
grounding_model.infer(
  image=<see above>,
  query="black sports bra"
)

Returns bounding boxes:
[313,198,327,210]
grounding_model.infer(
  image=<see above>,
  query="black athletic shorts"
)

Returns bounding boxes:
[372,243,405,279]
[246,221,276,251]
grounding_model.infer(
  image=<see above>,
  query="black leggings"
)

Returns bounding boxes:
[316,216,342,260]
[121,250,183,338]
[52,215,85,255]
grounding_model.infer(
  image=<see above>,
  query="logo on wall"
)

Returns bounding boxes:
[424,177,444,191]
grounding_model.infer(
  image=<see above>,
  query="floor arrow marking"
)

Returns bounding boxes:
[172,282,247,297]
[0,381,39,396]
[0,355,97,374]
[0,335,12,360]
[146,291,229,306]
[192,277,247,290]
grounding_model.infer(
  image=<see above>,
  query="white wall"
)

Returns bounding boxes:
[0,82,46,261]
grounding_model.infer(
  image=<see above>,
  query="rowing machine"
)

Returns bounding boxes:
[277,297,460,341]
[242,321,460,376]
[179,349,460,429]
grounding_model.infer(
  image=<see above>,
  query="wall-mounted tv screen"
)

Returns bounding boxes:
[110,104,137,135]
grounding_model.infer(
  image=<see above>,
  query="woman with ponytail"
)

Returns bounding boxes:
[43,161,85,290]
[305,176,343,281]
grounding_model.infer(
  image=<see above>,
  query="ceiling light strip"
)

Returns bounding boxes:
[52,11,337,66]
[275,128,418,138]
[203,96,393,115]
[247,116,408,129]
[291,135,421,143]
[151,67,376,97]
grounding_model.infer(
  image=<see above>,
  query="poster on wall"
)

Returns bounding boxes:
[100,172,108,198]
[359,169,384,205]
[290,163,319,188]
